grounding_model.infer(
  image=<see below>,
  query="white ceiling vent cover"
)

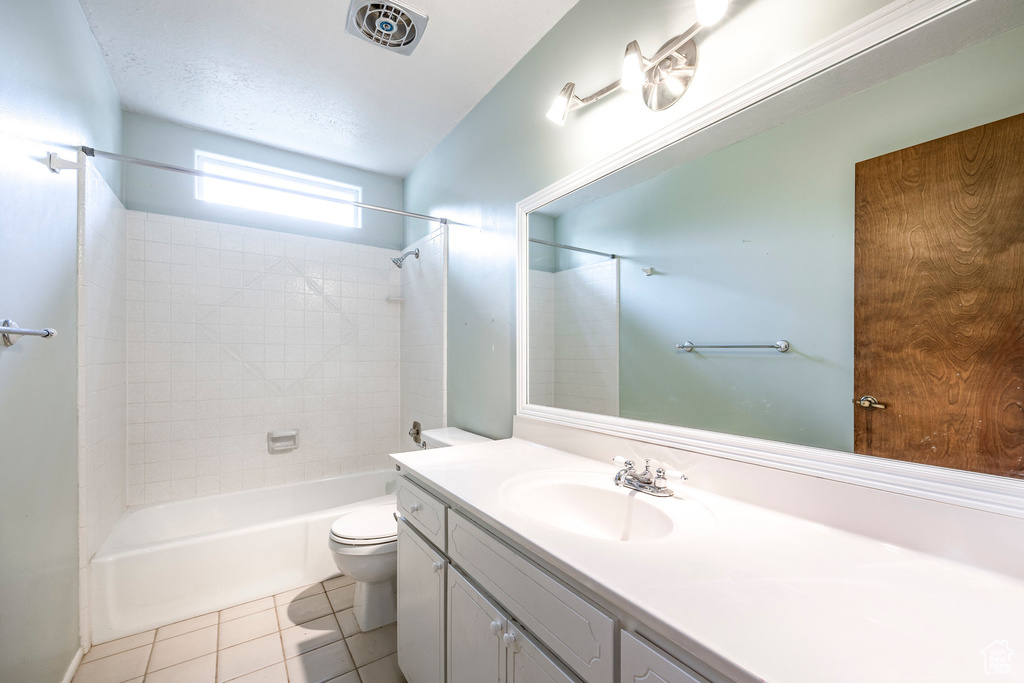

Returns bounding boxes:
[346,1,429,56]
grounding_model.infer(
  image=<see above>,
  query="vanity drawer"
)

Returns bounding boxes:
[447,510,615,683]
[397,477,448,551]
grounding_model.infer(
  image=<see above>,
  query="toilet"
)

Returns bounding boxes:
[327,428,491,631]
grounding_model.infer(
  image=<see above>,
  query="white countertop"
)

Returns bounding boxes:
[392,438,1024,683]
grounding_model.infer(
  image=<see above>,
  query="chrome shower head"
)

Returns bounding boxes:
[391,248,420,268]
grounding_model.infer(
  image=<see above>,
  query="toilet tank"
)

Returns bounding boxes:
[421,427,491,449]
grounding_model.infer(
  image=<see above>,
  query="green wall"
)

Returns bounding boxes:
[403,0,898,439]
[548,23,1024,450]
[0,0,123,679]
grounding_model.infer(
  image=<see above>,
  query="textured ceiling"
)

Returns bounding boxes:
[78,0,580,176]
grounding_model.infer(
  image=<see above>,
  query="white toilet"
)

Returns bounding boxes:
[327,428,490,631]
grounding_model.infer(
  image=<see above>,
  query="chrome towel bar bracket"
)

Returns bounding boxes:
[1,320,57,347]
[677,340,790,353]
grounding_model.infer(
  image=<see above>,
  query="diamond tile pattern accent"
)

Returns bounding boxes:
[72,575,403,683]
[124,212,403,505]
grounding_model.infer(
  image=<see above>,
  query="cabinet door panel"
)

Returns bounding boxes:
[448,511,615,683]
[507,623,581,683]
[620,631,706,683]
[448,567,505,683]
[397,521,445,683]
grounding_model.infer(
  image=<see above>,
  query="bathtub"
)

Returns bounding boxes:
[91,471,396,642]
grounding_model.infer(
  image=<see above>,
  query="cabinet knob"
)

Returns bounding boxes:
[502,632,516,647]
[409,503,423,513]
[432,562,443,573]
[490,620,503,636]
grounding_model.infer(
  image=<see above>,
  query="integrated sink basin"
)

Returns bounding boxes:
[500,470,715,542]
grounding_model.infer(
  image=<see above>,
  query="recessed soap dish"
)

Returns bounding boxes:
[268,430,299,453]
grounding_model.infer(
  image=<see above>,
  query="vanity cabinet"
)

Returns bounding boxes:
[396,519,446,683]
[448,567,581,683]
[396,475,716,683]
[620,631,708,683]
[447,567,506,683]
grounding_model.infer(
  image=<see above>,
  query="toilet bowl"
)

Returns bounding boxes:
[327,427,491,631]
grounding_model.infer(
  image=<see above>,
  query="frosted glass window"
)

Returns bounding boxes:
[195,152,362,227]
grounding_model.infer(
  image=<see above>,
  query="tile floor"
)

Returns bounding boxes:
[72,575,405,683]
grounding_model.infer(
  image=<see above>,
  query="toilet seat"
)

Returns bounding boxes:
[329,502,397,547]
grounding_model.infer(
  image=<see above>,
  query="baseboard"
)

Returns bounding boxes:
[60,647,83,683]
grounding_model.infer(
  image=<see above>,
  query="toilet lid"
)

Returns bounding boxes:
[330,503,398,544]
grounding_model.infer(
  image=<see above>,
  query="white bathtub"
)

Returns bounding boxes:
[91,471,396,642]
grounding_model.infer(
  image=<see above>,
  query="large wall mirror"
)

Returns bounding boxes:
[518,2,1024,497]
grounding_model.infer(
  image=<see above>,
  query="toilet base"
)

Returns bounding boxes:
[353,578,396,631]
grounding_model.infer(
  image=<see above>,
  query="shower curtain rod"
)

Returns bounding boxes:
[80,147,474,228]
[528,237,616,259]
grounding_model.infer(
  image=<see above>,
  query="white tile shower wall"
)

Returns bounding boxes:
[77,160,129,648]
[553,260,619,416]
[399,227,447,451]
[125,211,401,505]
[528,270,555,408]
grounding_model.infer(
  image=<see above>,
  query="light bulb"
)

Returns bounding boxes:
[621,41,644,91]
[546,82,576,125]
[695,0,729,26]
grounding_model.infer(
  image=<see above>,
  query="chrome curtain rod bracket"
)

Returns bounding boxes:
[2,320,57,347]
[528,238,616,260]
[677,340,791,353]
[78,147,472,228]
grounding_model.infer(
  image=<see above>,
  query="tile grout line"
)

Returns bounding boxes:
[275,586,291,683]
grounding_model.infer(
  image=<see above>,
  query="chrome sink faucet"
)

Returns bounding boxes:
[613,458,682,498]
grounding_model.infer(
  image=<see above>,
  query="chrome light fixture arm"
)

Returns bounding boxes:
[546,0,729,123]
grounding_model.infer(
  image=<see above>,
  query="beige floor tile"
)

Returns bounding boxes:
[280,614,343,658]
[334,609,361,637]
[156,612,219,641]
[220,597,275,623]
[144,652,216,683]
[357,653,406,683]
[274,583,324,607]
[217,632,284,682]
[345,623,397,667]
[219,608,279,649]
[72,644,151,683]
[277,592,332,628]
[322,575,355,592]
[326,584,356,613]
[284,639,355,683]
[82,631,155,663]
[148,625,217,672]
[227,662,289,683]
[324,672,360,683]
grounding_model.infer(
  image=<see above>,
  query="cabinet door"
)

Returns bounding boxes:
[506,623,581,683]
[620,631,706,683]
[397,520,446,683]
[448,567,506,683]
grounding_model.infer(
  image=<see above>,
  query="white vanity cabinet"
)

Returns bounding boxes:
[620,631,708,683]
[447,567,506,682]
[396,519,446,683]
[448,567,581,683]
[506,621,581,683]
[395,475,718,683]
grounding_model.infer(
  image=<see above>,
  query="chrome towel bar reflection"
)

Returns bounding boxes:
[676,340,790,353]
[2,319,58,347]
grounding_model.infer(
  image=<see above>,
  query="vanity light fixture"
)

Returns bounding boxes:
[545,0,730,123]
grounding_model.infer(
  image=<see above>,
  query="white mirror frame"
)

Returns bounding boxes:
[516,0,1024,519]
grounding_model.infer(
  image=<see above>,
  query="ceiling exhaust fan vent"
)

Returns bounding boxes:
[346,1,429,56]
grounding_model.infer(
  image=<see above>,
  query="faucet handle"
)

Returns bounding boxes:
[612,456,635,471]
[655,468,668,489]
